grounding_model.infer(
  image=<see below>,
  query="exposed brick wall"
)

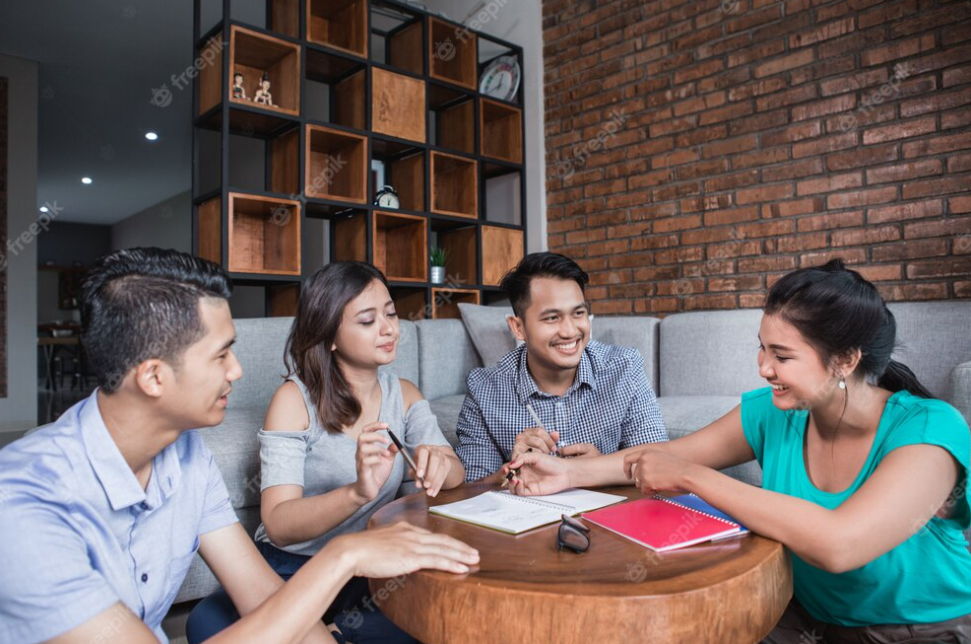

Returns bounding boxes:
[0,75,7,396]
[543,0,971,314]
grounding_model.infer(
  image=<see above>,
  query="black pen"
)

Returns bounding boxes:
[387,429,425,486]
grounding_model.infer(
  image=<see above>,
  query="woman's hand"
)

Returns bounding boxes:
[622,448,696,496]
[352,422,396,504]
[413,445,453,497]
[504,451,574,496]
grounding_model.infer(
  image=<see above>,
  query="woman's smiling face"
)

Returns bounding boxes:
[757,312,843,411]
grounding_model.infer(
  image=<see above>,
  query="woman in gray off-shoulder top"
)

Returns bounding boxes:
[190,263,466,644]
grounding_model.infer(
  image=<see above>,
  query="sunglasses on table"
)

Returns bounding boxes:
[557,514,591,554]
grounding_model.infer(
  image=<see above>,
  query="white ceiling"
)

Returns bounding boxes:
[0,0,194,225]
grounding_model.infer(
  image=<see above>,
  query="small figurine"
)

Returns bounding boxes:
[232,72,247,100]
[253,72,274,107]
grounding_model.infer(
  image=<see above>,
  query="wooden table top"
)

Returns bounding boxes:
[368,483,792,644]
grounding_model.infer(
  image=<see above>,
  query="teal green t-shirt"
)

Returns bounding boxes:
[741,386,971,626]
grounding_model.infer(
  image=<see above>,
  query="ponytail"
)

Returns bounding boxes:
[878,359,933,399]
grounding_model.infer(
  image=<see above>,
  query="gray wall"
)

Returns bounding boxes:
[111,189,192,252]
[0,53,38,432]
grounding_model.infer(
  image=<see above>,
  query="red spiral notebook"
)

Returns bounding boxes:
[581,496,743,552]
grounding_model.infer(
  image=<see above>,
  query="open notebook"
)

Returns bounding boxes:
[429,488,627,535]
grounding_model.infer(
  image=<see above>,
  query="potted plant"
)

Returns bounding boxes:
[430,246,448,284]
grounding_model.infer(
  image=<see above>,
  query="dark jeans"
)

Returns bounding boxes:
[763,599,971,644]
[185,541,417,644]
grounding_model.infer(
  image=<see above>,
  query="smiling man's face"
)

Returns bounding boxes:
[510,277,591,373]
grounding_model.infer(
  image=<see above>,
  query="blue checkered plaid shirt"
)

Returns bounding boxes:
[455,340,668,481]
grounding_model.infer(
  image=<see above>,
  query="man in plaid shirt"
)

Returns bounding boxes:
[456,252,668,482]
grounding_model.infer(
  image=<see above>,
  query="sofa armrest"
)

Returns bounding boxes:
[949,361,971,427]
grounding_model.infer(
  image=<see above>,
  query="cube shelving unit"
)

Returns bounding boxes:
[192,0,526,318]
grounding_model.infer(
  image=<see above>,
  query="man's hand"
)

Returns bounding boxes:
[413,445,452,497]
[622,448,695,496]
[504,451,573,496]
[511,427,560,461]
[335,522,480,578]
[353,422,396,504]
[560,443,601,459]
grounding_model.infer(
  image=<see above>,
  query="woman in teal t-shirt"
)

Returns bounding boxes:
[507,259,971,642]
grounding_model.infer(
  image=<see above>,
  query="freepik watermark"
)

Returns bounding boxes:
[837,63,912,133]
[269,154,350,227]
[552,109,629,181]
[434,0,511,62]
[0,201,63,272]
[341,575,408,630]
[150,39,226,108]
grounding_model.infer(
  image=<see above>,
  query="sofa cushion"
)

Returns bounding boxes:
[230,317,294,412]
[659,309,765,397]
[415,319,482,400]
[888,302,971,401]
[590,316,661,392]
[428,394,466,448]
[198,406,264,510]
[457,302,516,366]
[657,395,762,487]
[950,362,971,426]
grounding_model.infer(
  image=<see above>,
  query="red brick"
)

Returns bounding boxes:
[703,134,758,157]
[728,39,787,68]
[856,264,903,282]
[880,283,949,301]
[902,132,971,158]
[683,294,738,310]
[827,187,898,209]
[764,197,825,218]
[948,153,971,174]
[709,275,765,292]
[865,159,943,185]
[862,116,937,145]
[733,146,790,170]
[629,234,680,251]
[952,197,971,214]
[754,50,815,78]
[900,88,971,118]
[858,0,917,29]
[737,183,796,204]
[903,177,970,200]
[831,225,901,247]
[763,158,826,182]
[905,217,971,240]
[756,85,817,112]
[871,239,949,262]
[943,66,971,89]
[797,172,863,196]
[566,228,607,244]
[906,258,971,279]
[736,219,796,238]
[739,293,767,308]
[738,256,799,273]
[789,17,855,48]
[799,248,867,267]
[796,210,864,232]
[763,121,823,148]
[956,282,971,299]
[826,144,898,171]
[868,200,945,224]
[607,222,652,239]
[592,299,633,315]
[861,34,935,66]
[703,205,762,226]
[819,69,888,97]
[652,214,703,233]
[793,132,857,158]
[792,94,857,122]
[765,232,828,253]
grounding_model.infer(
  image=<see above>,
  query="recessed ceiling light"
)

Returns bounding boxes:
[39,206,49,213]
[81,177,92,185]
[145,131,159,141]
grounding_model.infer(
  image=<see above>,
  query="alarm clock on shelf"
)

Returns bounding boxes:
[374,185,400,209]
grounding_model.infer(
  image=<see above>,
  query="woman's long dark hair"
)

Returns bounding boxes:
[764,258,933,398]
[284,262,389,433]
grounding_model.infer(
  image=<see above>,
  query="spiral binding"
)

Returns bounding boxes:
[658,494,738,527]
[489,491,576,514]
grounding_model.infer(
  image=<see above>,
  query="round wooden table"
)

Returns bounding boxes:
[368,483,792,644]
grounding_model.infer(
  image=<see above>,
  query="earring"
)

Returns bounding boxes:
[838,376,846,390]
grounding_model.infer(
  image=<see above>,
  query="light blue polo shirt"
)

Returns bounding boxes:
[0,391,239,643]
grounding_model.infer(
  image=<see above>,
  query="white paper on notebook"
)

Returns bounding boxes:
[428,488,626,535]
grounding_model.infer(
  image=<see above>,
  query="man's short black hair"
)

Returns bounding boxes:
[80,247,233,393]
[499,252,589,318]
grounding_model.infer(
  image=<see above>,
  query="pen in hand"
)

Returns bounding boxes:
[386,429,425,487]
[526,403,559,456]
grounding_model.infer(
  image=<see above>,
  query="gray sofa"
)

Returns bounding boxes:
[173,302,971,610]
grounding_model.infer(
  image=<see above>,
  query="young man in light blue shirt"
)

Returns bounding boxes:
[0,248,478,644]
